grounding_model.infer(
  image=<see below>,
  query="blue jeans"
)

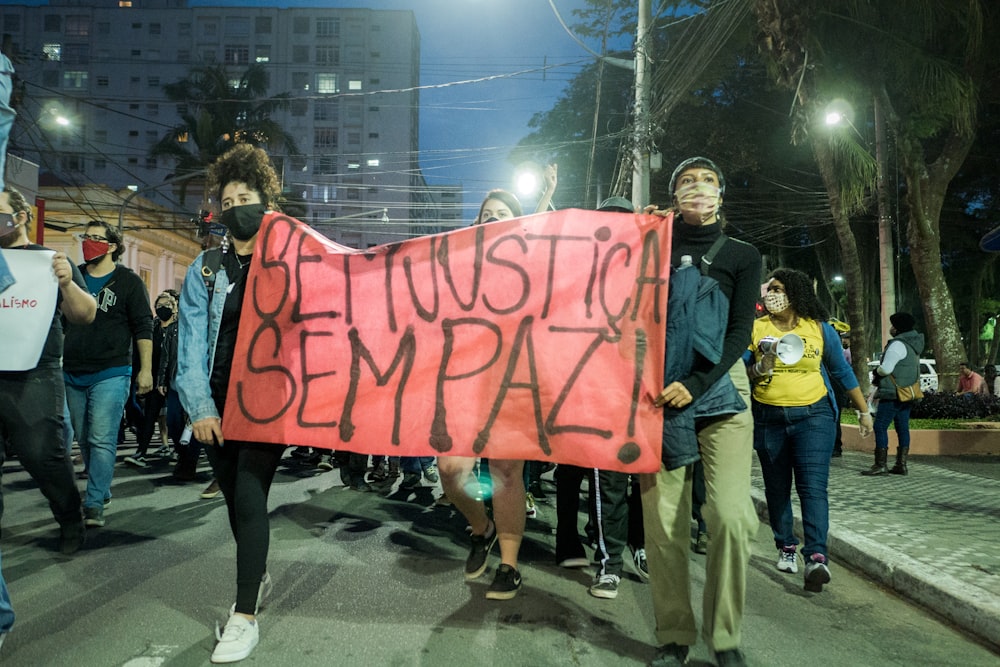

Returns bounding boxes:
[0,53,15,190]
[400,456,434,474]
[873,399,911,451]
[62,396,75,454]
[752,399,835,560]
[0,548,13,634]
[66,375,131,510]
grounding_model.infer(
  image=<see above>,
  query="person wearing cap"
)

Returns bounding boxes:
[639,157,760,667]
[866,312,925,476]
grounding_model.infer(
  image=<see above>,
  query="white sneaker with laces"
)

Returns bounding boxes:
[777,547,798,573]
[211,615,258,663]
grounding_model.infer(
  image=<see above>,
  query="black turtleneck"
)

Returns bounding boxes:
[672,219,762,401]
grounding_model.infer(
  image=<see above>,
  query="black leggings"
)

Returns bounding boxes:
[204,440,286,614]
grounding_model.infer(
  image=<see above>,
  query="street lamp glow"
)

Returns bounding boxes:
[825,111,844,126]
[516,173,537,196]
[832,275,844,282]
[55,115,70,127]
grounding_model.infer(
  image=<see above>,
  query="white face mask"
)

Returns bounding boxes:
[764,291,790,315]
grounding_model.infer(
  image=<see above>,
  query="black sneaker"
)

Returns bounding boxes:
[714,648,747,667]
[59,519,86,555]
[464,520,497,580]
[83,506,105,528]
[485,563,522,600]
[124,454,148,468]
[400,471,421,489]
[317,454,335,471]
[588,573,620,599]
[650,643,689,667]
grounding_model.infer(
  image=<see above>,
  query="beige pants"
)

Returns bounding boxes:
[640,360,758,652]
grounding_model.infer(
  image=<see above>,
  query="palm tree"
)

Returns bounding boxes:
[151,63,300,206]
[754,0,992,390]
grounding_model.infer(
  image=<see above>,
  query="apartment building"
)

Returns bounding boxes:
[2,0,459,248]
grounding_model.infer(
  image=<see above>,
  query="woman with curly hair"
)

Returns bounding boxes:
[747,267,872,593]
[176,143,283,663]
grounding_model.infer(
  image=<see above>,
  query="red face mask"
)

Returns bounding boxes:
[82,239,110,263]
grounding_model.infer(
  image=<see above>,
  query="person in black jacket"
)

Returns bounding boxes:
[126,290,180,467]
[641,157,760,667]
[63,219,153,529]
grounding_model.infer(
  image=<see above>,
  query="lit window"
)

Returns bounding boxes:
[367,159,380,168]
[348,79,362,91]
[43,43,62,61]
[317,73,338,94]
[348,161,360,170]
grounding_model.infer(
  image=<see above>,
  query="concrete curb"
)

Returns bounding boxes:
[749,488,1000,649]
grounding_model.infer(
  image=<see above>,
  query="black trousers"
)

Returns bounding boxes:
[0,367,82,527]
[555,465,644,573]
[205,440,286,614]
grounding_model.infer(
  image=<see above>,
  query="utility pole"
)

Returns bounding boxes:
[874,97,895,348]
[631,0,652,209]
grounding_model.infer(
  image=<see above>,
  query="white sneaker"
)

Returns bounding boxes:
[211,615,259,663]
[804,555,832,592]
[777,547,798,573]
[525,492,539,519]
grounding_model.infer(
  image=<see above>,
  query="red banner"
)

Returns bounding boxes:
[223,209,672,473]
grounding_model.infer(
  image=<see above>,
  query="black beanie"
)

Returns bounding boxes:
[890,312,916,333]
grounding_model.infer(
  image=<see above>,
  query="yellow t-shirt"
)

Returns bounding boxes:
[750,317,827,406]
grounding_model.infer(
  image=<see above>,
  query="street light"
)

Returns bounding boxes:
[825,98,895,348]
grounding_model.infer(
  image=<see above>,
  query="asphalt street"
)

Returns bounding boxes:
[1,445,997,666]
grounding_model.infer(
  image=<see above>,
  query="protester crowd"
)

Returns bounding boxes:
[0,53,941,664]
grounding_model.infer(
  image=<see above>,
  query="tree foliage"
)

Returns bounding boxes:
[150,63,299,205]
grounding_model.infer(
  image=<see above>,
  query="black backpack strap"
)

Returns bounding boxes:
[700,234,728,276]
[200,248,223,300]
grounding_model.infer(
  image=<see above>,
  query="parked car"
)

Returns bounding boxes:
[867,358,938,393]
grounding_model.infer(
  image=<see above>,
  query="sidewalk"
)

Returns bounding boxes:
[749,450,1000,649]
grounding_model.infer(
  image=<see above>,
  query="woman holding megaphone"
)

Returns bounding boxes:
[747,268,872,593]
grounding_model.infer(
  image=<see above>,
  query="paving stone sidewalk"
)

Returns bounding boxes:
[750,450,1000,649]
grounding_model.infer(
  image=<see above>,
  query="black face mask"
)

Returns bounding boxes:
[156,306,174,322]
[220,203,266,241]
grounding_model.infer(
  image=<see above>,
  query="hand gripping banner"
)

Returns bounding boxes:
[223,208,672,473]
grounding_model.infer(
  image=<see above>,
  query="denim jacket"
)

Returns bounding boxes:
[176,250,230,424]
[661,262,746,470]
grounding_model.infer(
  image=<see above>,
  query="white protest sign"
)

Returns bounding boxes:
[0,248,58,371]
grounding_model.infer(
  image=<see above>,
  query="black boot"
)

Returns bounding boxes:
[861,448,889,476]
[889,448,909,475]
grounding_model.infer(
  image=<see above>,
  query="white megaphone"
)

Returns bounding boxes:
[759,334,804,365]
